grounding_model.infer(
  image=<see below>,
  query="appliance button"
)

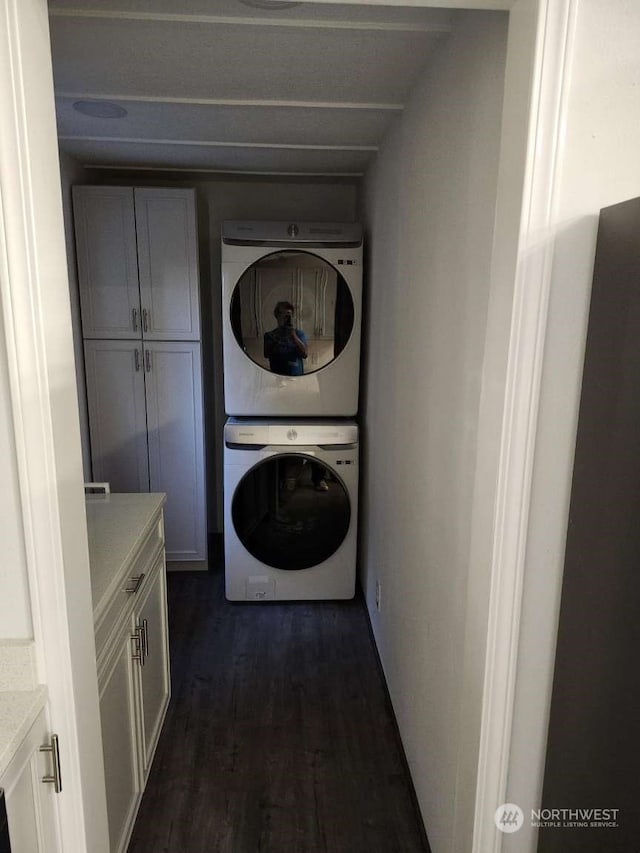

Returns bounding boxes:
[287,224,299,237]
[286,429,298,441]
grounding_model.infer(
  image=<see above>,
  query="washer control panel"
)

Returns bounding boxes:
[225,418,358,446]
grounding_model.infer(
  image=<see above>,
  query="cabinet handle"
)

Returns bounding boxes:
[40,734,63,793]
[124,573,145,594]
[145,349,152,372]
[132,307,139,332]
[134,349,141,372]
[131,629,144,666]
[137,619,147,659]
[142,308,149,333]
[142,618,149,659]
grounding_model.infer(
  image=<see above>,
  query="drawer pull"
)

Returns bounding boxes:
[40,734,63,793]
[124,573,145,594]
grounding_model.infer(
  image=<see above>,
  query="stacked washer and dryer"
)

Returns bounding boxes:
[221,221,363,600]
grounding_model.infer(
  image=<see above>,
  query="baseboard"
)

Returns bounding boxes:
[357,581,432,853]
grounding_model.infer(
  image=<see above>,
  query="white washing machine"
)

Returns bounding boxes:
[224,418,358,601]
[221,220,363,416]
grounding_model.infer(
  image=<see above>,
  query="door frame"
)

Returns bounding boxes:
[0,1,109,850]
[0,0,574,851]
[467,2,578,850]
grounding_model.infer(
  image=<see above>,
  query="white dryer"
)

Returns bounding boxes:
[224,418,358,601]
[221,221,363,416]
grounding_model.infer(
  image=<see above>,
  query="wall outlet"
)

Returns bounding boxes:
[375,580,382,612]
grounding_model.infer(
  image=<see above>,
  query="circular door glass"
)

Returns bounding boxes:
[232,454,351,570]
[230,251,355,376]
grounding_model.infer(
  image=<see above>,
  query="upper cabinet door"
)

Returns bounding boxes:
[134,188,200,341]
[73,186,141,339]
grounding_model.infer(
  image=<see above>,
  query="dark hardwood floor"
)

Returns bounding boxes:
[128,570,430,853]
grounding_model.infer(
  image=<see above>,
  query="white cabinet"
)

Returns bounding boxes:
[2,707,62,853]
[72,187,140,340]
[99,632,141,853]
[84,340,206,562]
[73,186,200,342]
[134,188,201,341]
[91,497,170,853]
[83,340,150,494]
[98,557,170,853]
[74,185,207,566]
[134,560,170,779]
[144,342,206,562]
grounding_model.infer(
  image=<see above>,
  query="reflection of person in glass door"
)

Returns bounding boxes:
[284,458,329,493]
[263,301,308,375]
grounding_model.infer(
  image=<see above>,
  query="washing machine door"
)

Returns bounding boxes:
[230,251,354,377]
[231,454,350,570]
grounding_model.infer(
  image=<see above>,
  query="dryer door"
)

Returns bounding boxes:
[230,251,354,376]
[231,454,350,570]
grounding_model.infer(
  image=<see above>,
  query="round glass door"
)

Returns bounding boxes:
[232,454,351,570]
[230,251,354,376]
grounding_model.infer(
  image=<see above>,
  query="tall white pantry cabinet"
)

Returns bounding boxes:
[73,186,207,566]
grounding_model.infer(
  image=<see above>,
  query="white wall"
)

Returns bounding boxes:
[0,302,32,638]
[361,11,508,852]
[505,2,640,850]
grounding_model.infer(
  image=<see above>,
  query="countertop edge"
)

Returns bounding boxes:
[88,493,166,626]
[0,685,48,778]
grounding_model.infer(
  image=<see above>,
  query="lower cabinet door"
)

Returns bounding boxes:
[3,708,62,853]
[144,341,206,562]
[99,629,141,853]
[135,556,171,779]
[84,340,150,494]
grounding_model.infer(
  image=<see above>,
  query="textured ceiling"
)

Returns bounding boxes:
[49,1,457,176]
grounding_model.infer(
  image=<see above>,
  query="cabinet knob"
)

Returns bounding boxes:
[40,734,63,793]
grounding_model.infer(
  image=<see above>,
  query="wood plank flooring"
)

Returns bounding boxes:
[128,570,430,853]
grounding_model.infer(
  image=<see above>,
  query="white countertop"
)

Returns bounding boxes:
[0,687,47,777]
[0,493,165,778]
[85,492,166,615]
[0,640,45,777]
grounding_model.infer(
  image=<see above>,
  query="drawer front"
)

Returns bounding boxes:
[95,513,164,665]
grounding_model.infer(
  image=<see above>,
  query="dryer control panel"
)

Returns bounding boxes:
[222,220,362,246]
